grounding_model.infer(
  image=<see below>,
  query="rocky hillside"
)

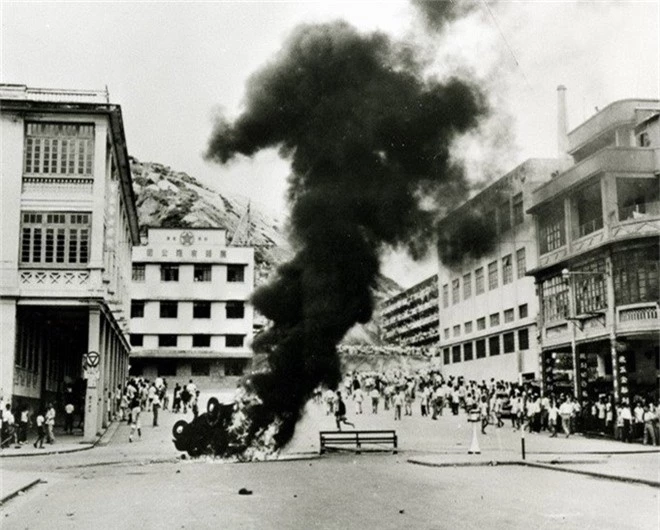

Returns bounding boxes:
[130,158,402,343]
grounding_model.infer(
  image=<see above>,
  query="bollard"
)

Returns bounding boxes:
[467,410,481,455]
[521,425,526,460]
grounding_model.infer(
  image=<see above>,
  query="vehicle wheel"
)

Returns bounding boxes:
[172,420,189,440]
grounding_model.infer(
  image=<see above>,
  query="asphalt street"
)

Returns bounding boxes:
[1,399,658,529]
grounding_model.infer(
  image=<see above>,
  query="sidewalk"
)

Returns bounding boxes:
[0,421,119,458]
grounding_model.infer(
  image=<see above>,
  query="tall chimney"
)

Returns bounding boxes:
[557,85,569,157]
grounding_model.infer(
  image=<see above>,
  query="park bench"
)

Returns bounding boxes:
[319,430,398,455]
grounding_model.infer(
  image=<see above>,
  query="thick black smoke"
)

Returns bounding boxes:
[412,0,482,32]
[206,21,486,452]
[436,207,497,267]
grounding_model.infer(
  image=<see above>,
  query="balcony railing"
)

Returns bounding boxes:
[618,200,660,222]
[577,217,604,238]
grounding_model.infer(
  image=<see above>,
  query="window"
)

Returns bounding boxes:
[475,268,484,294]
[463,342,473,361]
[226,301,245,319]
[226,335,245,348]
[24,122,94,176]
[490,313,500,327]
[130,334,143,347]
[464,321,472,334]
[573,181,603,238]
[477,317,486,331]
[502,255,513,285]
[512,193,524,226]
[503,332,515,353]
[227,264,245,282]
[463,273,472,299]
[498,200,511,233]
[160,301,178,318]
[194,264,212,282]
[191,361,210,376]
[158,334,177,347]
[444,328,450,340]
[442,284,449,308]
[443,348,451,364]
[476,339,486,359]
[518,328,529,350]
[516,248,526,279]
[131,301,145,318]
[613,246,659,305]
[488,261,498,290]
[132,264,145,282]
[504,308,514,323]
[539,207,565,254]
[193,301,211,319]
[519,304,528,319]
[452,279,460,304]
[192,334,211,347]
[453,325,460,337]
[160,264,179,282]
[574,258,607,314]
[489,335,500,356]
[452,345,461,363]
[20,212,90,265]
[541,275,569,322]
[225,359,246,376]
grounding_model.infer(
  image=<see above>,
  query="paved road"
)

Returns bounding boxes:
[1,399,658,529]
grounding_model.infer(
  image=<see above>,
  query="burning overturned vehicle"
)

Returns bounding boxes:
[171,378,284,460]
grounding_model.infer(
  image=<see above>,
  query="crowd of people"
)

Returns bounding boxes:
[315,369,660,445]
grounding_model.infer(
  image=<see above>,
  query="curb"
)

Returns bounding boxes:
[0,478,42,506]
[407,457,660,489]
[520,461,660,489]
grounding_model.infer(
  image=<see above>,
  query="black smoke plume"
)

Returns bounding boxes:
[412,0,482,32]
[205,21,486,454]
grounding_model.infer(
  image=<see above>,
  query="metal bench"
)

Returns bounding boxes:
[319,430,398,455]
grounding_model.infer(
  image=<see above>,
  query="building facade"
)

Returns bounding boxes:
[437,159,568,382]
[0,84,140,440]
[380,275,439,349]
[129,228,254,389]
[528,99,660,404]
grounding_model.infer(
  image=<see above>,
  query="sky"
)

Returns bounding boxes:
[2,1,659,287]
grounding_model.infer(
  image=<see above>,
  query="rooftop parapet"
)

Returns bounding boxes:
[0,84,109,104]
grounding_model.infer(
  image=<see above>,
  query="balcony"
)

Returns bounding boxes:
[531,148,658,212]
[617,303,659,334]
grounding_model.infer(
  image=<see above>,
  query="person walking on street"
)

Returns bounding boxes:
[64,402,75,434]
[479,395,489,435]
[128,398,142,442]
[33,411,46,449]
[152,393,161,427]
[334,392,355,431]
[45,402,56,444]
[559,396,573,438]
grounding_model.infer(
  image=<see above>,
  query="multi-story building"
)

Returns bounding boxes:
[437,158,568,382]
[380,275,439,349]
[129,228,254,389]
[0,84,140,440]
[528,98,659,403]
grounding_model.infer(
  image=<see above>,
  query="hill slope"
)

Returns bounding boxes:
[129,158,402,343]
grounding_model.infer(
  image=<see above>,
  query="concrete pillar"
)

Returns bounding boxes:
[557,85,569,158]
[84,306,101,442]
[0,299,17,402]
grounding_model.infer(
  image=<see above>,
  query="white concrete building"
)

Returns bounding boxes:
[0,84,140,440]
[129,228,254,389]
[437,159,568,383]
